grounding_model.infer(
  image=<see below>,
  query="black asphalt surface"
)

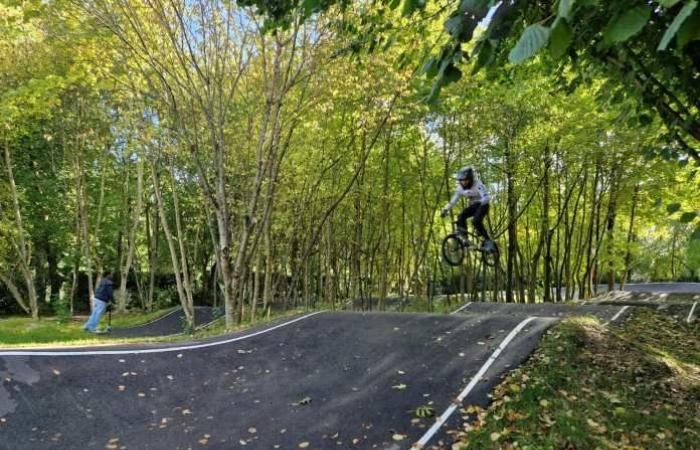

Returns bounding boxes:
[605,282,700,294]
[456,302,631,322]
[109,307,218,338]
[0,311,559,450]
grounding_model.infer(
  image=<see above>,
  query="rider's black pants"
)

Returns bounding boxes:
[457,202,490,240]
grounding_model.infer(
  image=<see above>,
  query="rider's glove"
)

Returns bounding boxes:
[440,208,449,218]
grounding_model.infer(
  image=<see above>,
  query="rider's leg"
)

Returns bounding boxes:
[457,204,479,235]
[472,203,491,240]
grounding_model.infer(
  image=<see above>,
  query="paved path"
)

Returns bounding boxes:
[606,282,700,294]
[109,307,218,338]
[0,304,632,450]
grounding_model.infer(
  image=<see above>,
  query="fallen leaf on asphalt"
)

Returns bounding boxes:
[117,386,125,392]
[52,369,60,376]
[248,427,256,434]
[392,434,406,441]
[392,384,407,390]
[298,442,309,448]
[292,396,311,406]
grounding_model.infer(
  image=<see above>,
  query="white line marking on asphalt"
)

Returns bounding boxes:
[688,302,697,323]
[603,305,630,327]
[0,312,325,357]
[412,316,539,449]
[610,305,629,322]
[450,302,473,315]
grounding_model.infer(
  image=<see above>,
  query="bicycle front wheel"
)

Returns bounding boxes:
[442,234,465,266]
[481,242,500,267]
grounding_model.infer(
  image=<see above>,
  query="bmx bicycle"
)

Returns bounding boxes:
[441,223,499,267]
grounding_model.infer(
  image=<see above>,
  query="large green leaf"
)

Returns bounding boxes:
[676,8,700,49]
[422,58,440,79]
[558,0,575,19]
[445,15,464,39]
[680,211,698,223]
[660,0,682,7]
[549,18,573,58]
[691,225,700,240]
[658,1,698,50]
[667,203,682,214]
[402,0,424,17]
[458,0,491,14]
[472,39,496,74]
[443,63,463,84]
[509,25,551,64]
[603,6,651,44]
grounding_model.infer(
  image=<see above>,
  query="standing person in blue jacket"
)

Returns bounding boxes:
[83,271,114,333]
[441,166,496,252]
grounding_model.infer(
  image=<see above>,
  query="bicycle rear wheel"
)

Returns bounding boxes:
[442,234,465,266]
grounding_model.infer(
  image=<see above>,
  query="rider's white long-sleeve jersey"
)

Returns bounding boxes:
[444,180,491,210]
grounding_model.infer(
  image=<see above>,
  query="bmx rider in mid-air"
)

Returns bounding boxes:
[440,166,496,252]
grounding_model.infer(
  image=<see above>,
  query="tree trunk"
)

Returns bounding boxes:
[4,143,38,319]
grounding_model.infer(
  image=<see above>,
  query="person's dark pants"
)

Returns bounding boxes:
[457,202,490,240]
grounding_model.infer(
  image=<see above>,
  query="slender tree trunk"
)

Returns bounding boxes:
[4,143,38,319]
[150,157,190,325]
[620,184,639,289]
[118,160,144,311]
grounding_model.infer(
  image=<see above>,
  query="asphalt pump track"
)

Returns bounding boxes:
[0,303,633,449]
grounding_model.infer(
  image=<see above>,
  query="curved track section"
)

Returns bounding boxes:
[1,311,554,450]
[109,307,218,338]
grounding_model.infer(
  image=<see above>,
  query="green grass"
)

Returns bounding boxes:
[0,306,312,347]
[0,308,176,346]
[448,309,700,449]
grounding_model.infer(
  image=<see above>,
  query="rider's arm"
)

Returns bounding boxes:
[444,187,461,211]
[476,181,490,204]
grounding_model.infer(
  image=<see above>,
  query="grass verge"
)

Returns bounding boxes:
[0,307,309,347]
[446,309,699,449]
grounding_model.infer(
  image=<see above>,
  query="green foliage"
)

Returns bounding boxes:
[602,5,651,45]
[548,19,573,59]
[658,1,698,50]
[509,25,550,64]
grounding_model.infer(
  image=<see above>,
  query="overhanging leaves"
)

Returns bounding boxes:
[549,19,573,59]
[509,25,550,64]
[666,203,682,214]
[603,6,651,45]
[658,1,698,50]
